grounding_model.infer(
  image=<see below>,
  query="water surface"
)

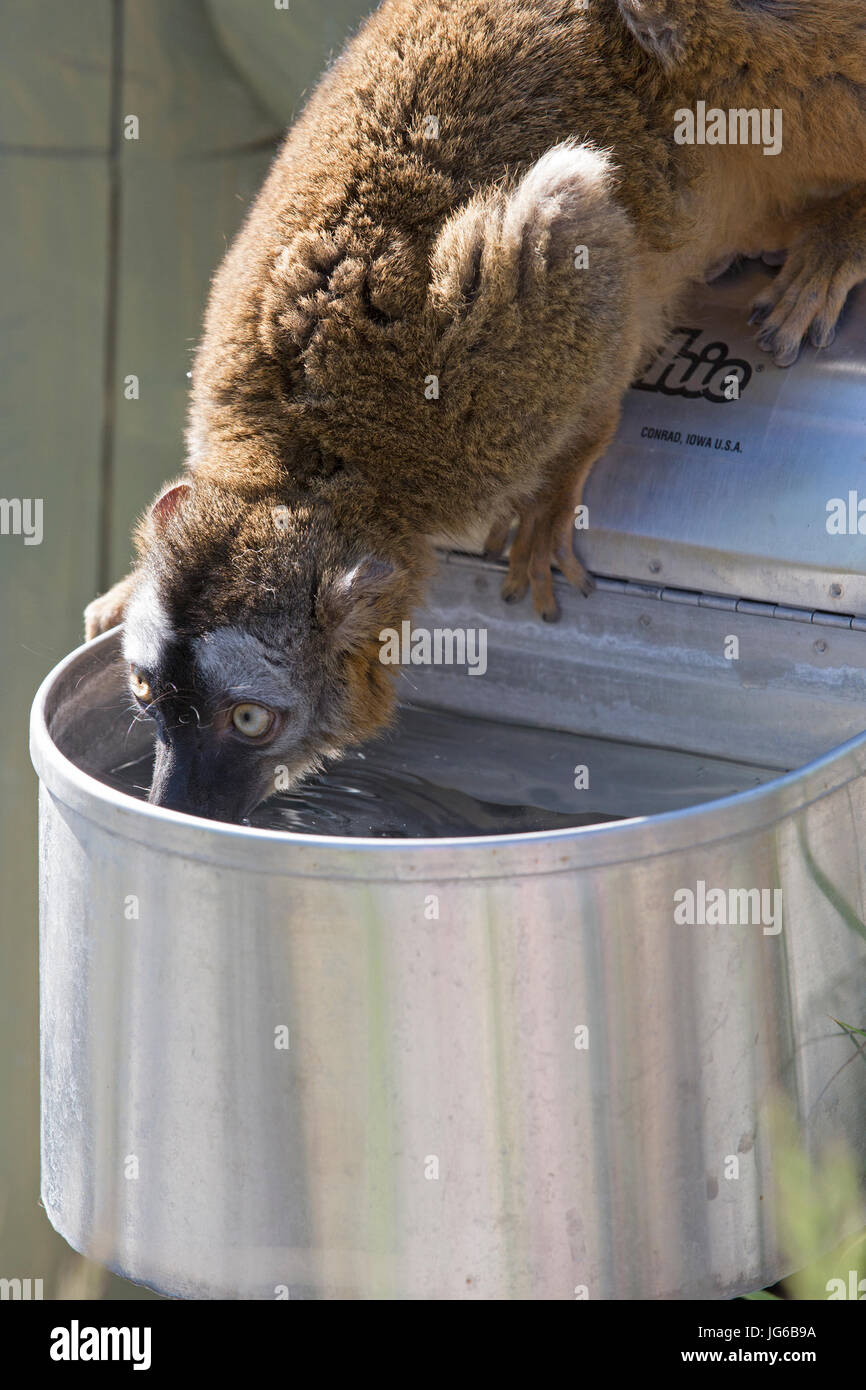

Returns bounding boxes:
[102,704,779,839]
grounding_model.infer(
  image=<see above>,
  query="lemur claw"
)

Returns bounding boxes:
[748,202,866,367]
[491,497,593,619]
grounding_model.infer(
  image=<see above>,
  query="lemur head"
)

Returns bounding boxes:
[121,480,424,822]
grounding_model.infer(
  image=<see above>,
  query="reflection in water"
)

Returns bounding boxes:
[253,763,616,837]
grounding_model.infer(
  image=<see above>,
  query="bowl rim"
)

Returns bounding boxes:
[29,627,866,882]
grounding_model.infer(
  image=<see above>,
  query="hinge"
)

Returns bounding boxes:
[594,576,864,630]
[441,552,866,630]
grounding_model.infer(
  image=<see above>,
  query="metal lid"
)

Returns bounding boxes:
[581,265,866,618]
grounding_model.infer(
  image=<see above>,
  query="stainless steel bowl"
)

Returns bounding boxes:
[31,599,866,1299]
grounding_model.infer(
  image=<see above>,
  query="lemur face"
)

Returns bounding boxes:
[120,483,411,822]
[123,576,325,821]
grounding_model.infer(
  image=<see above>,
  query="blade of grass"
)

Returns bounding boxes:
[830,1017,866,1039]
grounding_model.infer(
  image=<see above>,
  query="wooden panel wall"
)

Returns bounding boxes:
[0,0,120,1300]
[0,0,367,1299]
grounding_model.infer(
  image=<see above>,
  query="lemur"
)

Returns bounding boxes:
[85,0,866,821]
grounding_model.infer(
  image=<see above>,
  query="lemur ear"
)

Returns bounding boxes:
[429,141,615,322]
[150,483,191,530]
[616,1,688,70]
[317,557,397,652]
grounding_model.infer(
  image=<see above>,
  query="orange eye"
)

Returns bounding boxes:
[231,703,273,738]
[130,669,152,702]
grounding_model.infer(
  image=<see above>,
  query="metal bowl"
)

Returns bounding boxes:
[30,568,866,1297]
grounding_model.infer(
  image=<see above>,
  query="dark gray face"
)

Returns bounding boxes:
[121,573,331,822]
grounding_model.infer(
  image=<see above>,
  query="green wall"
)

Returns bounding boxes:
[0,0,371,1300]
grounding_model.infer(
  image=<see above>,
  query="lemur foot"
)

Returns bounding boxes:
[749,192,866,367]
[484,496,594,622]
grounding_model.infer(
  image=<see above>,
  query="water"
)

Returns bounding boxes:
[102,704,779,839]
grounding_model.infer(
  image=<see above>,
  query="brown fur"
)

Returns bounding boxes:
[85,0,866,811]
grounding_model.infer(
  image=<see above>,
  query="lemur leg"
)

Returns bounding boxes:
[484,411,620,621]
[749,188,866,366]
[84,570,138,640]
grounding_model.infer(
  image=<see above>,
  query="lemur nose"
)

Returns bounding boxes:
[147,738,256,823]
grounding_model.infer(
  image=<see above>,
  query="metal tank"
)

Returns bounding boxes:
[30,269,866,1299]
